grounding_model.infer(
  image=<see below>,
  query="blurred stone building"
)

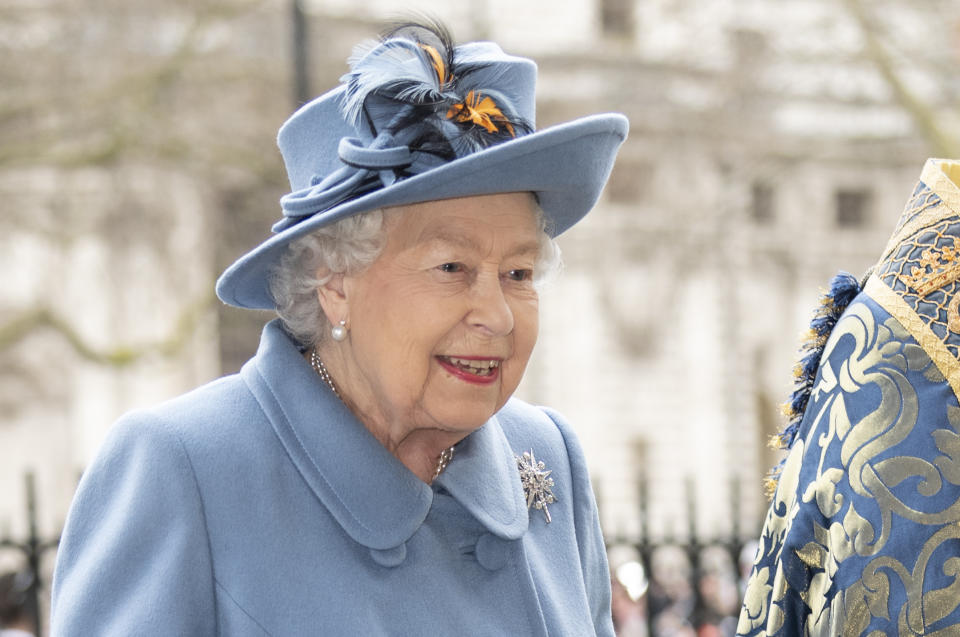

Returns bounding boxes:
[511,0,959,542]
[1,0,957,616]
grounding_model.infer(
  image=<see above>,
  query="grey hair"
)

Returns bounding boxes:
[269,204,563,349]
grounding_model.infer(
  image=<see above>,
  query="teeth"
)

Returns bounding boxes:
[445,357,500,373]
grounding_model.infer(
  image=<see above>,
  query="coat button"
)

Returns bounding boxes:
[475,533,511,571]
[369,543,406,567]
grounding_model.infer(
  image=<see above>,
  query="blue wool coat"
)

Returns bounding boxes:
[51,320,614,636]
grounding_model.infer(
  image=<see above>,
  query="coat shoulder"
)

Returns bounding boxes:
[107,371,266,464]
[496,398,589,474]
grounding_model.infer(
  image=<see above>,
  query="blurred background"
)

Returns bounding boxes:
[2,0,958,634]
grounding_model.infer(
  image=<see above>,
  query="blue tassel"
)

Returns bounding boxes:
[765,271,861,497]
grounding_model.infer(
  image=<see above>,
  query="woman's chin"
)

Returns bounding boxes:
[425,401,502,435]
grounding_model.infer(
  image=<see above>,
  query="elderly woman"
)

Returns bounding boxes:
[50,22,627,635]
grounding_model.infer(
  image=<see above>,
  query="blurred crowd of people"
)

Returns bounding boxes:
[610,541,758,637]
[0,571,35,637]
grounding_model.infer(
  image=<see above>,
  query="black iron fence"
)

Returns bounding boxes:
[605,476,758,637]
[1,473,59,637]
[1,470,758,637]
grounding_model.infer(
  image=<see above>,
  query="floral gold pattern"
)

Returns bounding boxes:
[875,162,960,366]
[738,160,960,636]
[738,300,960,635]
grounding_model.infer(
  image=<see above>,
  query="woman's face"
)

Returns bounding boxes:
[335,192,541,439]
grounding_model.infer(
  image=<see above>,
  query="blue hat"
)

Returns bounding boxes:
[216,24,629,310]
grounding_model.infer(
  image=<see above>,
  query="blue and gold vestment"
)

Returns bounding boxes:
[738,159,960,636]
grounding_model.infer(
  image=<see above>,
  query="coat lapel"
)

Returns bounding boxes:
[241,320,529,550]
[434,416,530,539]
[242,320,432,550]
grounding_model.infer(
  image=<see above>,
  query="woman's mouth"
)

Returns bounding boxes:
[437,356,501,383]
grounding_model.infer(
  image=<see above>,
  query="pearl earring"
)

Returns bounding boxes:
[331,320,348,342]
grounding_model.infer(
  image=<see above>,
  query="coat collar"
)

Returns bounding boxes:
[241,320,529,551]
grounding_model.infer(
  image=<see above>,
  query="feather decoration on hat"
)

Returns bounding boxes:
[339,20,532,162]
[764,271,862,498]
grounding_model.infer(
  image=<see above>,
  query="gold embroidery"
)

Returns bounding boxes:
[877,159,960,265]
[949,293,960,334]
[741,161,960,636]
[737,439,806,635]
[922,159,960,218]
[737,566,775,635]
[738,299,960,635]
[795,542,825,569]
[865,276,960,404]
[899,243,960,296]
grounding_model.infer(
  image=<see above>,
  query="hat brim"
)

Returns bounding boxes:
[216,112,628,310]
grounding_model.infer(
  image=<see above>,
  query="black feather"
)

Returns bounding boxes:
[380,17,456,82]
[343,18,533,163]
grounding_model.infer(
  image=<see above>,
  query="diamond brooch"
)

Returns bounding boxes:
[516,450,556,523]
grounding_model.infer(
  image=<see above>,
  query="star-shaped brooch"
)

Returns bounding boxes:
[516,449,556,523]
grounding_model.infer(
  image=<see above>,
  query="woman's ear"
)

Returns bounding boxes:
[316,272,348,326]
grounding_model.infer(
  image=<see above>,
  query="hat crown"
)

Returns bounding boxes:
[274,35,537,230]
[214,22,628,311]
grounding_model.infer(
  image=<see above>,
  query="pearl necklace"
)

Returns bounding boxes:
[433,446,455,481]
[309,349,455,480]
[309,349,340,399]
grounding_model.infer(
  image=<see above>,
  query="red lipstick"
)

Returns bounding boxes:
[436,356,501,385]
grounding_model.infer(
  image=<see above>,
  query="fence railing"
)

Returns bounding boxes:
[1,473,60,637]
[3,470,759,636]
[604,476,757,636]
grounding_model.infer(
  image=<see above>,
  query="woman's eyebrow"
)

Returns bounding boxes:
[507,240,541,258]
[417,228,479,251]
[417,229,540,258]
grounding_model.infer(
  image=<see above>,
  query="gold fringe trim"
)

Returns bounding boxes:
[763,477,779,500]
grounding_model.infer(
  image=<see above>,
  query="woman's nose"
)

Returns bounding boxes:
[468,272,514,336]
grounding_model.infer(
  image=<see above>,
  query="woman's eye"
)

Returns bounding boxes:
[438,262,463,273]
[506,269,533,282]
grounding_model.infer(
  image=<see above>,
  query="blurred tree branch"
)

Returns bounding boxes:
[0,0,289,378]
[843,0,959,157]
[0,0,279,174]
[0,292,217,366]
